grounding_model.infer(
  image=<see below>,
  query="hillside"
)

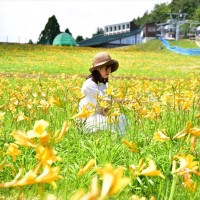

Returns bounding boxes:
[0,39,199,78]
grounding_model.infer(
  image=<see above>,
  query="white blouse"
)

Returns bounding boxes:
[79,78,108,113]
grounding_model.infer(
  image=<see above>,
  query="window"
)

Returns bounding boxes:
[122,24,125,29]
[126,24,130,29]
[147,27,156,32]
[110,27,112,31]
[114,26,117,31]
[118,25,121,30]
[106,28,108,32]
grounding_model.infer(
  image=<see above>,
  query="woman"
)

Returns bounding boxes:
[79,52,127,135]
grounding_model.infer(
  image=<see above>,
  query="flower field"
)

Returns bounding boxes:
[0,41,200,200]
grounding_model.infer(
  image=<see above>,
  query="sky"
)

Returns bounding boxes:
[0,0,171,43]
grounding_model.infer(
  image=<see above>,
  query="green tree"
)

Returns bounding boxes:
[76,35,84,42]
[150,3,171,23]
[170,0,200,19]
[38,15,61,44]
[92,27,104,37]
[132,11,152,26]
[65,28,72,36]
[193,6,200,21]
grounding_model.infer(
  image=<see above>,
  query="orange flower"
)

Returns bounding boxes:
[78,159,96,176]
[72,106,95,119]
[174,154,199,175]
[27,119,49,138]
[122,139,138,152]
[96,164,130,198]
[35,164,63,189]
[54,121,70,142]
[70,177,99,200]
[130,158,165,179]
[12,131,35,147]
[35,145,62,164]
[153,130,170,142]
[6,143,21,161]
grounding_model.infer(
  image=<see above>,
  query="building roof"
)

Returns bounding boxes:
[53,33,77,46]
[78,28,141,47]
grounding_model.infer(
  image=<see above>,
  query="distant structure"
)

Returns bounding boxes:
[53,33,77,46]
[78,21,157,48]
[157,12,200,40]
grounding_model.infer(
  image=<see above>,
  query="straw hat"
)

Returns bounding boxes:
[89,52,119,73]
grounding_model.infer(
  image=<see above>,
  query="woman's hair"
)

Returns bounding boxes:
[86,69,108,84]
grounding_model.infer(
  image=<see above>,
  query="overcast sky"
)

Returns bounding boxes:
[0,0,171,43]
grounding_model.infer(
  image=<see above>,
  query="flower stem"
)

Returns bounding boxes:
[168,174,177,200]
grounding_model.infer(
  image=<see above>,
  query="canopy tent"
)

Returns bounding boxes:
[53,33,77,46]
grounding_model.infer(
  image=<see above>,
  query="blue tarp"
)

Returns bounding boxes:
[159,37,200,56]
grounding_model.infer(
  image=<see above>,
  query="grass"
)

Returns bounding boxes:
[0,40,200,199]
[0,39,200,78]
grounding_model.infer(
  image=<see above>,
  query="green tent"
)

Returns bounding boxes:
[53,33,77,46]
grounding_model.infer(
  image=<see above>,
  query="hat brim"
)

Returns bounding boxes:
[89,59,119,73]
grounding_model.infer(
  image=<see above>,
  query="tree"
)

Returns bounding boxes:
[92,27,104,37]
[38,15,61,44]
[133,11,152,26]
[150,3,171,23]
[65,28,72,36]
[76,35,84,42]
[28,39,34,44]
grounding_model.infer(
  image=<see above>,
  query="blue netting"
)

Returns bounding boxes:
[159,37,200,56]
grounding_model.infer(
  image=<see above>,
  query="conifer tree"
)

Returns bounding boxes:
[38,15,61,44]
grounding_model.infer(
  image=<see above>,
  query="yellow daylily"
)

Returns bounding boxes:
[78,159,96,176]
[35,145,62,164]
[6,143,21,161]
[72,106,95,119]
[130,158,165,179]
[122,139,138,152]
[12,131,35,147]
[0,111,5,120]
[35,164,63,189]
[70,177,99,200]
[27,119,49,138]
[96,164,130,199]
[173,121,192,139]
[173,154,199,175]
[153,130,170,142]
[54,120,70,142]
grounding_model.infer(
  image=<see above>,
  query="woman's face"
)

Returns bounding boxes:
[98,66,111,79]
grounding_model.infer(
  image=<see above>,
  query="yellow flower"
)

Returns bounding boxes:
[0,163,62,189]
[122,139,138,152]
[27,119,49,138]
[130,158,165,179]
[132,195,146,200]
[36,145,62,164]
[35,164,63,189]
[153,130,170,142]
[174,154,199,175]
[96,164,130,199]
[12,131,35,147]
[78,159,96,176]
[0,111,5,120]
[70,177,99,200]
[72,106,95,119]
[54,121,70,142]
[195,113,200,118]
[183,173,197,192]
[173,121,191,139]
[6,143,21,161]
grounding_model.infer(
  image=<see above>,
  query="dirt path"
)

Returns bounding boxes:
[0,72,189,81]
